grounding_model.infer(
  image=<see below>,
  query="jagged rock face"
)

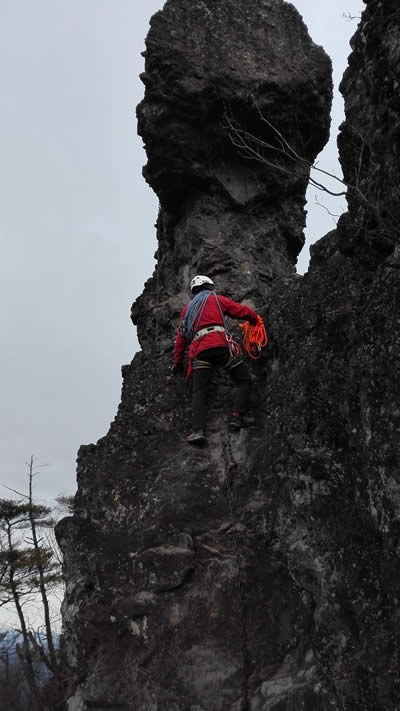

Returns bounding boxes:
[137,0,331,210]
[133,0,332,356]
[337,0,400,262]
[57,1,400,710]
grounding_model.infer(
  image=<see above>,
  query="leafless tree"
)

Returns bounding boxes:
[0,458,66,710]
[224,100,399,248]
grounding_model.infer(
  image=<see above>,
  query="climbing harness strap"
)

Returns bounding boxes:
[213,296,242,359]
[192,358,213,370]
[192,354,244,371]
[225,356,244,371]
[193,325,226,341]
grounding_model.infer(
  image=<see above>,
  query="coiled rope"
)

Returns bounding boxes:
[239,314,268,359]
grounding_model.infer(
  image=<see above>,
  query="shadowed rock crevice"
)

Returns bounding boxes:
[57,1,400,709]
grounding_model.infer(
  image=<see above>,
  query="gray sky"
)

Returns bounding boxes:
[1,0,364,505]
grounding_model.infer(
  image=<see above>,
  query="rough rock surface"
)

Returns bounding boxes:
[337,0,400,262]
[57,0,400,709]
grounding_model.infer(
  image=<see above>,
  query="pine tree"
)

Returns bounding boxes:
[0,457,65,710]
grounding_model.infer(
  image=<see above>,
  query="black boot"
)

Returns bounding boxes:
[187,429,207,445]
[229,412,242,431]
[229,412,255,431]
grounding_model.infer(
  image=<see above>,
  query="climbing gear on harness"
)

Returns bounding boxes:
[187,429,207,445]
[192,352,243,372]
[225,354,244,371]
[239,314,268,359]
[226,333,242,358]
[193,325,225,341]
[192,357,214,370]
[190,275,214,292]
[212,295,242,358]
[223,346,242,373]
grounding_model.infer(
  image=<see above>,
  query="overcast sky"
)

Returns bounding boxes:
[1,0,364,506]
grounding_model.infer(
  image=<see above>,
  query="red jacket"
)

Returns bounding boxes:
[174,293,258,368]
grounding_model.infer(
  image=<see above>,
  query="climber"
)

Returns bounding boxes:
[172,275,259,445]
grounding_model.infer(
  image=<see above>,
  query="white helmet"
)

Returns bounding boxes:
[190,275,214,293]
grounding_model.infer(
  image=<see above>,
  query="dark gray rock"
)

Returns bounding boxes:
[337,0,400,263]
[137,0,331,210]
[132,0,332,356]
[57,0,400,709]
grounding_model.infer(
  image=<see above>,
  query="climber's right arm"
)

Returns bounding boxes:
[219,296,258,325]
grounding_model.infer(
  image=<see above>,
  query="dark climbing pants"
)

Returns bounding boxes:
[192,347,251,430]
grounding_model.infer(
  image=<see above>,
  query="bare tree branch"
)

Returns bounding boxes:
[224,101,399,246]
[314,195,343,225]
[0,485,28,500]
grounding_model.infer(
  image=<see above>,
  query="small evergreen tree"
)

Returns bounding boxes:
[0,457,65,710]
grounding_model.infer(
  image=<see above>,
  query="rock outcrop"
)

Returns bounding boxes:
[337,0,400,263]
[57,0,400,709]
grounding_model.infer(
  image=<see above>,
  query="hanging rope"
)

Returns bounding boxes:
[239,314,268,359]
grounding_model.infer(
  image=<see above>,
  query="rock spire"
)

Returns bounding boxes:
[58,1,400,709]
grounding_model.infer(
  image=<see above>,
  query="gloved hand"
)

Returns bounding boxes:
[171,362,184,376]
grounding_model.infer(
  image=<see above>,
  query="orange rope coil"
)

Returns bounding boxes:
[239,314,268,359]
